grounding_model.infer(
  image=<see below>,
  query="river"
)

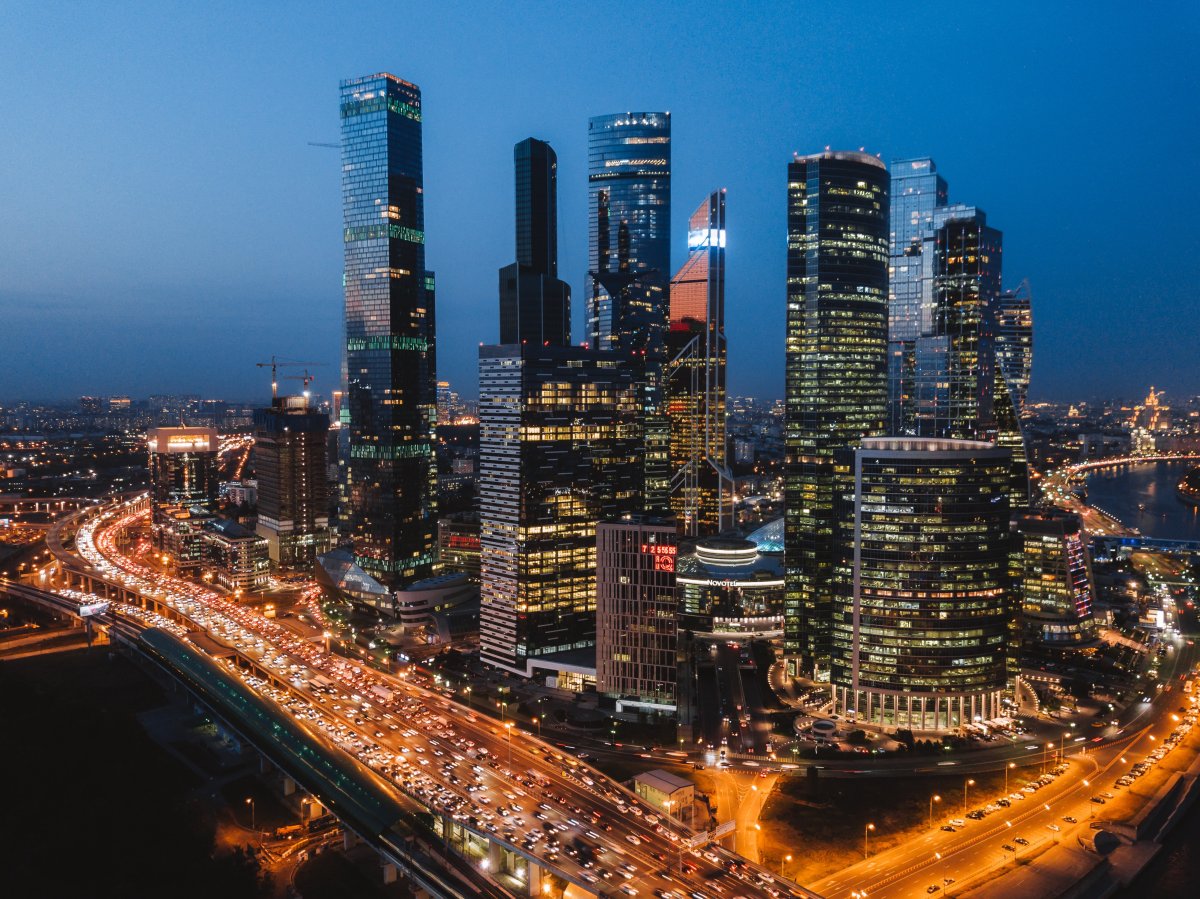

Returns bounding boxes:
[1083,459,1200,541]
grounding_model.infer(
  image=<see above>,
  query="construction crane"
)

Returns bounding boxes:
[279,370,317,394]
[256,357,325,399]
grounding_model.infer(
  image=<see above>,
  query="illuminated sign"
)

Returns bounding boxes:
[165,436,212,451]
[447,535,480,549]
[641,543,677,573]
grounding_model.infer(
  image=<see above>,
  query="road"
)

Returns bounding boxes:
[811,637,1199,899]
[57,497,800,899]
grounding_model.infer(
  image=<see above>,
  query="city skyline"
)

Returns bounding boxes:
[3,3,1197,404]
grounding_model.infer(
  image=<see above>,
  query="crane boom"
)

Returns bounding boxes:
[255,356,325,399]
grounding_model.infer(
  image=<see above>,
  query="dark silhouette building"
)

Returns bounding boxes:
[499,138,570,346]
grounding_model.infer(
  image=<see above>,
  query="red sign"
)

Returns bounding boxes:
[642,543,677,573]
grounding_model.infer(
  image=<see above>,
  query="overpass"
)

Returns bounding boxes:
[0,580,508,898]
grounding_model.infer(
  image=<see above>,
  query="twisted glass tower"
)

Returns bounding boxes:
[340,73,439,590]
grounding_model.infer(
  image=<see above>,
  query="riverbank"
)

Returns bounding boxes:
[1176,466,1200,508]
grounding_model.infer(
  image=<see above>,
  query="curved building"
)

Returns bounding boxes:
[677,537,784,638]
[832,438,1012,731]
[1015,510,1097,647]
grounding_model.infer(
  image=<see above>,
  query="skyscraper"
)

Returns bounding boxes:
[667,191,731,536]
[1015,510,1097,648]
[996,279,1034,418]
[784,150,890,679]
[478,344,643,676]
[587,113,671,351]
[831,438,1012,730]
[254,395,331,571]
[499,138,571,346]
[588,113,673,514]
[340,73,440,590]
[147,425,220,573]
[886,157,1029,505]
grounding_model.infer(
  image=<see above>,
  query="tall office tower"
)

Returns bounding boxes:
[587,112,671,350]
[784,151,890,679]
[595,518,679,714]
[666,191,731,536]
[147,426,220,568]
[478,344,643,676]
[1015,510,1097,648]
[886,157,1029,505]
[148,426,220,524]
[340,73,440,590]
[254,395,331,571]
[996,279,1034,417]
[499,138,571,346]
[831,438,1012,730]
[588,113,672,513]
[887,158,948,435]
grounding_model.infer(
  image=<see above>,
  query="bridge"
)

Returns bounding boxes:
[1091,534,1200,558]
[1063,452,1200,478]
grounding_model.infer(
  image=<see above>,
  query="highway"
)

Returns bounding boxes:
[48,496,799,899]
[811,636,1199,899]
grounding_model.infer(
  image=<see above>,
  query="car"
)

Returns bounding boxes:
[926,887,940,895]
[1100,791,1115,799]
[949,819,966,828]
[1014,837,1029,845]
[1062,816,1077,824]
[1002,844,1017,852]
[1047,824,1061,832]
[941,825,957,832]
[1091,796,1106,805]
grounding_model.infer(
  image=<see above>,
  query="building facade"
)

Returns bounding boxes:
[478,344,643,676]
[784,150,890,678]
[340,72,440,590]
[595,518,679,713]
[587,112,671,351]
[996,279,1034,418]
[676,537,785,638]
[254,395,330,570]
[831,439,1013,730]
[1015,510,1097,647]
[147,425,220,558]
[588,113,672,514]
[667,191,731,536]
[499,138,571,347]
[887,157,1029,505]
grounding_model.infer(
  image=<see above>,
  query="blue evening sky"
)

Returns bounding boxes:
[1,1,1196,404]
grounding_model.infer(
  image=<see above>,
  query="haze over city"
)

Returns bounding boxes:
[2,1,1197,402]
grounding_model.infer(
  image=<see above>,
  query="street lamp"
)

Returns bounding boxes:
[1005,761,1016,793]
[464,685,472,709]
[245,797,256,837]
[532,715,541,736]
[505,721,513,764]
[782,854,793,878]
[963,778,975,814]
[863,823,875,859]
[929,794,942,829]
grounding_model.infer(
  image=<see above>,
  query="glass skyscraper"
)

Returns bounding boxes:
[588,112,672,513]
[340,73,439,590]
[587,112,671,350]
[499,138,571,346]
[667,191,731,535]
[886,157,1029,505]
[784,151,890,679]
[478,344,643,676]
[830,438,1012,730]
[997,278,1034,418]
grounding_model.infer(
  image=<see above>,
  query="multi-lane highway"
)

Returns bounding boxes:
[812,636,1200,898]
[50,496,800,899]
